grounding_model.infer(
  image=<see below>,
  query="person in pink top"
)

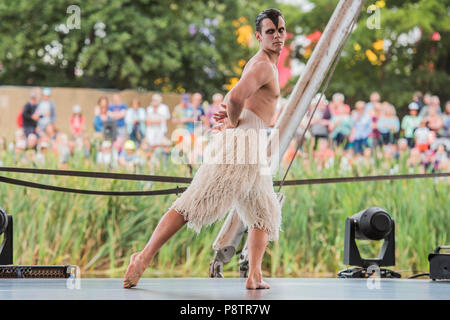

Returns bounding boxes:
[328,92,350,116]
[70,104,86,139]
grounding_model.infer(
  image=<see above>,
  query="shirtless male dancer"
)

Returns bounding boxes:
[123,8,286,290]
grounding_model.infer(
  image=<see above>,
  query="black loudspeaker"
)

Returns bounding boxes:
[428,246,450,281]
[103,120,117,141]
[0,207,13,265]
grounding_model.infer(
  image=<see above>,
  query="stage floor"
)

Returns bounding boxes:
[0,278,448,300]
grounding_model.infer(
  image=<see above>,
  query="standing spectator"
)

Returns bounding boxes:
[401,102,422,148]
[414,119,432,153]
[308,94,330,150]
[364,91,381,115]
[36,88,56,136]
[351,101,372,155]
[443,101,450,138]
[146,102,164,147]
[329,102,353,148]
[125,98,146,144]
[69,105,86,139]
[191,92,207,130]
[94,96,111,136]
[328,92,350,116]
[206,93,224,129]
[423,104,444,137]
[368,102,382,148]
[149,94,171,140]
[419,95,442,117]
[172,94,192,143]
[22,90,40,137]
[108,93,127,139]
[377,103,400,145]
[411,91,424,110]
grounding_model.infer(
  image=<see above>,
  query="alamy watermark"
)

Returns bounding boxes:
[66,5,81,30]
[170,121,280,176]
[366,4,381,30]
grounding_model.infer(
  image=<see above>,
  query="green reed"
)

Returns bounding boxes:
[0,144,448,278]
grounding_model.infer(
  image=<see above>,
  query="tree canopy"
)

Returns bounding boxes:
[0,0,448,109]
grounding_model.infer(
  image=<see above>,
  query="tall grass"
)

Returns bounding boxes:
[0,144,448,278]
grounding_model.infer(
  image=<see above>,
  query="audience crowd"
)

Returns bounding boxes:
[1,87,449,176]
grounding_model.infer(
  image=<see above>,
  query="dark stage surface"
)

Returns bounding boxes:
[0,278,449,300]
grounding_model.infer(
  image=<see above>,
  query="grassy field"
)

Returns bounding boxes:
[0,146,448,278]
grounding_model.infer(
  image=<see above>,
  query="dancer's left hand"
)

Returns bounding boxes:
[212,104,228,123]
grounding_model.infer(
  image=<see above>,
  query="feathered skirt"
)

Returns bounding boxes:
[169,108,282,241]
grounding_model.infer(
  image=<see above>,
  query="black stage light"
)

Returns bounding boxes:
[0,207,13,265]
[428,246,450,281]
[0,207,79,278]
[338,207,401,278]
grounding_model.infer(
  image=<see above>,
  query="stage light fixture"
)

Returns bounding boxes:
[338,207,400,278]
[0,207,13,265]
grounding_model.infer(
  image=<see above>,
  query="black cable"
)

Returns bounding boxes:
[407,273,430,279]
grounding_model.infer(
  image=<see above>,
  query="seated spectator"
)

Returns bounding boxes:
[377,102,399,145]
[368,102,382,148]
[407,148,423,172]
[36,88,56,136]
[308,94,330,150]
[119,139,138,171]
[401,102,422,148]
[395,138,409,160]
[329,102,353,148]
[433,143,448,171]
[108,93,128,139]
[423,105,444,137]
[26,133,38,151]
[96,140,118,169]
[125,98,146,144]
[70,105,86,139]
[351,100,372,155]
[313,138,334,171]
[35,139,50,166]
[414,119,432,153]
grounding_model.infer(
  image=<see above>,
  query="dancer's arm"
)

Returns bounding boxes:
[226,61,273,126]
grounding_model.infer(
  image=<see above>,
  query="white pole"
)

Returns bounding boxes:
[210,0,366,276]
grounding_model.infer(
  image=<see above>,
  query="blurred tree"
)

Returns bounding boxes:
[0,0,277,99]
[0,0,448,110]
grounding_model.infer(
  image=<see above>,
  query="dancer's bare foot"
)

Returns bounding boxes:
[246,271,270,290]
[123,252,147,288]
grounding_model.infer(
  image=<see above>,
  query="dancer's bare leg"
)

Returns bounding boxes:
[245,227,271,289]
[123,208,187,288]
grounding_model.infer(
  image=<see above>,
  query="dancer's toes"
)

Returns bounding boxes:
[123,252,146,289]
[246,273,271,290]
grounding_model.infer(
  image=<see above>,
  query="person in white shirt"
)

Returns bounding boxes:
[145,94,170,147]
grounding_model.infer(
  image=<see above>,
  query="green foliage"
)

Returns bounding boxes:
[0,0,276,97]
[0,144,448,277]
[0,0,448,108]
